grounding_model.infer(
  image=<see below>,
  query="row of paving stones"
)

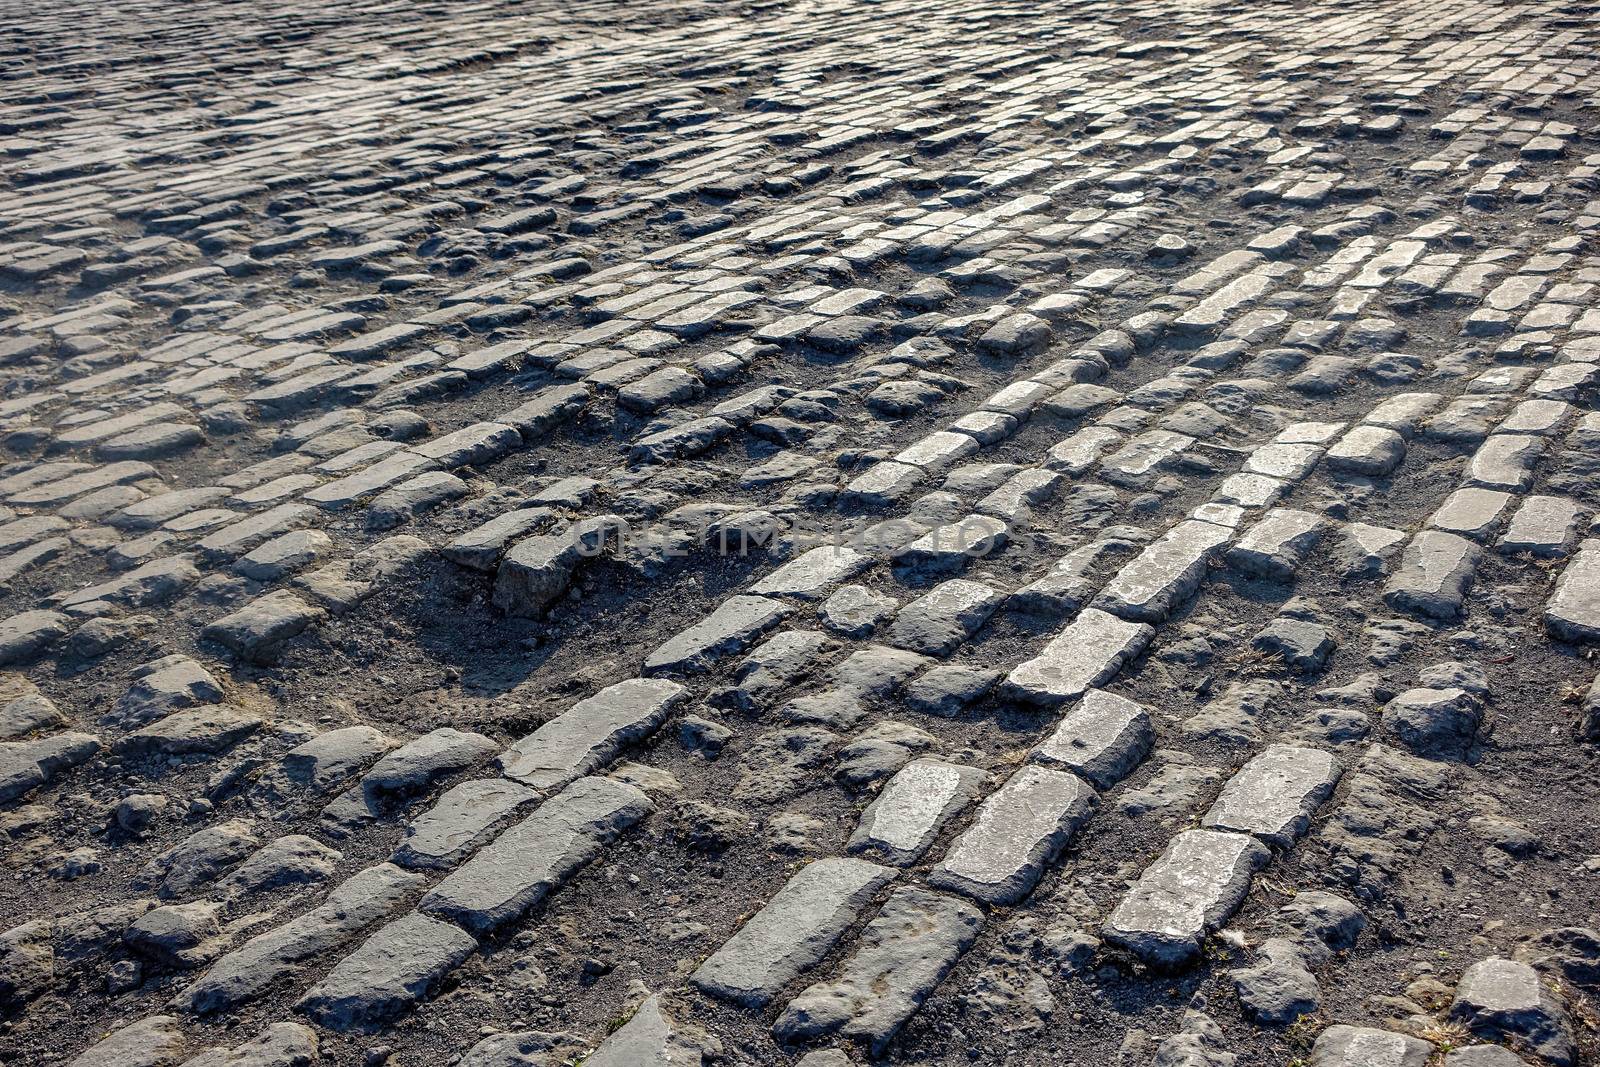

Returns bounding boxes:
[4,5,1600,1062]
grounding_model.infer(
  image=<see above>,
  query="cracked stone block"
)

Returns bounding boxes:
[418,776,652,936]
[1002,608,1155,707]
[1383,531,1481,620]
[295,912,477,1033]
[497,677,686,792]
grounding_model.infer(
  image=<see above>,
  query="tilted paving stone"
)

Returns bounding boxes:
[927,765,1096,905]
[1383,531,1482,620]
[1093,519,1232,622]
[1201,744,1343,849]
[749,546,875,600]
[492,533,586,617]
[1498,494,1580,557]
[1226,508,1328,581]
[1466,432,1547,492]
[1546,538,1600,642]
[294,911,478,1032]
[1002,608,1155,707]
[1427,488,1515,541]
[1325,424,1407,476]
[642,594,793,675]
[418,776,652,936]
[322,727,497,832]
[390,778,541,870]
[881,578,1004,657]
[1031,688,1155,790]
[772,886,982,1054]
[692,857,895,1008]
[181,862,424,1014]
[847,758,988,866]
[1103,829,1272,968]
[497,677,687,792]
[1449,957,1576,1066]
[201,591,325,664]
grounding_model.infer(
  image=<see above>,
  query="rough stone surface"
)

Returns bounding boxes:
[927,765,1096,905]
[1103,829,1271,968]
[692,857,894,1007]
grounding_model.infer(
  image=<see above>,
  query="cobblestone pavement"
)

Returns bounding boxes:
[5,1,1600,1065]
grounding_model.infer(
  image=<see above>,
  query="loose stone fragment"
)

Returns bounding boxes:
[1103,829,1270,968]
[135,819,260,898]
[419,776,650,935]
[773,886,982,1053]
[1202,744,1342,848]
[1337,523,1406,579]
[928,765,1095,904]
[218,835,340,896]
[584,995,710,1067]
[1149,1011,1235,1067]
[126,901,225,968]
[1382,687,1482,757]
[256,725,394,802]
[692,857,894,1007]
[1234,937,1320,1025]
[847,758,987,865]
